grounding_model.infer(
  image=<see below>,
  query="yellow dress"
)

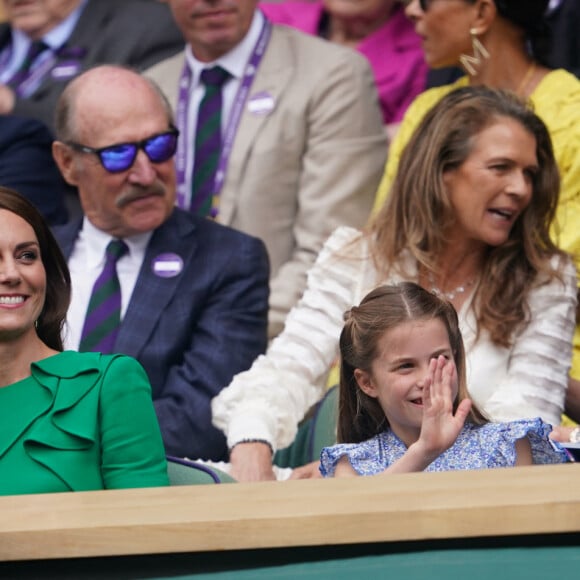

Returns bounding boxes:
[373,70,580,378]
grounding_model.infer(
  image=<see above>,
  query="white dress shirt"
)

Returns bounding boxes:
[63,218,152,350]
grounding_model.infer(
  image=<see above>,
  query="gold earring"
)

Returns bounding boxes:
[459,28,490,76]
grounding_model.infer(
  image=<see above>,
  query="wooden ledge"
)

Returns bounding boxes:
[0,463,579,561]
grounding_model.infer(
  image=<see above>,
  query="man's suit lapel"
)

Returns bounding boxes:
[115,211,198,359]
[28,0,110,97]
[64,0,110,54]
[219,27,293,225]
[54,218,83,259]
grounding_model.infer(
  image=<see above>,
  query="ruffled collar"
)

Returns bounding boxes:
[1,351,113,491]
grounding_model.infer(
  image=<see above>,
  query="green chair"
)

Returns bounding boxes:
[274,385,338,469]
[166,456,236,485]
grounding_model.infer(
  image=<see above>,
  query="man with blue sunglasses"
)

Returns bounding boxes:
[52,65,270,462]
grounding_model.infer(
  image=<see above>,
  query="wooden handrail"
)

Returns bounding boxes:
[0,463,579,561]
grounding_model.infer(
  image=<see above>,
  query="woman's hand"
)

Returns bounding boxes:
[415,355,471,462]
[229,441,277,482]
[549,425,579,443]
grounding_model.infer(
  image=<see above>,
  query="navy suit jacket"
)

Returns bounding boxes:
[0,115,68,225]
[53,209,270,460]
[1,0,183,132]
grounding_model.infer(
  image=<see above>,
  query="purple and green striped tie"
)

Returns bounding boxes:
[7,40,48,90]
[79,239,128,354]
[191,65,231,218]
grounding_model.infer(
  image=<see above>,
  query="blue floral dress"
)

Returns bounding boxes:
[320,418,569,477]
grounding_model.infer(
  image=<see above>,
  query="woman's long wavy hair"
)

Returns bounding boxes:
[338,282,487,444]
[370,86,565,348]
[0,187,71,351]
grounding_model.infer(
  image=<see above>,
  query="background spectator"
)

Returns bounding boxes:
[146,0,387,338]
[260,0,428,132]
[0,0,184,132]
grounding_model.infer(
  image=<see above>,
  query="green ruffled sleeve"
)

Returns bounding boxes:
[97,354,169,489]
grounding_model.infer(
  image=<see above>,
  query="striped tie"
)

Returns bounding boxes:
[191,66,231,218]
[7,40,48,90]
[79,239,128,354]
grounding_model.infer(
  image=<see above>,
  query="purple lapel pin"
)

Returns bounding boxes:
[152,253,184,278]
[247,91,275,116]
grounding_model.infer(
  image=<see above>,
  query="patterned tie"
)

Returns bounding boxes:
[79,239,128,354]
[7,40,48,90]
[191,66,231,218]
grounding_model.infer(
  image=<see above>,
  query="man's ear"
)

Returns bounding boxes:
[354,369,378,399]
[52,141,79,186]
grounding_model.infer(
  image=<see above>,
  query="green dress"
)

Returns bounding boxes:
[0,351,169,495]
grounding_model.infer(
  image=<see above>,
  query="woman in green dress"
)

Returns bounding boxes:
[0,186,169,495]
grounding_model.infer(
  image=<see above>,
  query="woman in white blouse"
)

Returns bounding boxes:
[212,86,577,481]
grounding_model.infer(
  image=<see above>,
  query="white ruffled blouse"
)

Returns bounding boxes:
[212,227,577,451]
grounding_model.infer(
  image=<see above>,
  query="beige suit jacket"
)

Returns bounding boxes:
[146,25,387,337]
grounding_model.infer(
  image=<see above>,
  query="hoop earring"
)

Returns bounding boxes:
[459,28,489,76]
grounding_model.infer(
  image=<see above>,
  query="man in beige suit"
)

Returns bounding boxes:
[147,0,387,338]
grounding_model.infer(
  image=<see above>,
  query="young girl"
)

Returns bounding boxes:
[321,283,568,477]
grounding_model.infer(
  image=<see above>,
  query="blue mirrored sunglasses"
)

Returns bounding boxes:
[66,127,179,173]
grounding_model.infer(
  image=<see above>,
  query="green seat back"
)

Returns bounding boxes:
[166,457,236,485]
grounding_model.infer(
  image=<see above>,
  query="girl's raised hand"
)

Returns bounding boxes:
[416,355,472,461]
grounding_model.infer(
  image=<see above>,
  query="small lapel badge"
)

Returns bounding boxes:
[51,61,82,80]
[152,253,184,278]
[247,91,275,116]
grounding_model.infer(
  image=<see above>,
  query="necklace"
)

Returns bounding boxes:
[516,62,536,97]
[428,271,476,301]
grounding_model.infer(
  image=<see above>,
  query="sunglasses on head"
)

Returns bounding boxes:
[66,127,179,173]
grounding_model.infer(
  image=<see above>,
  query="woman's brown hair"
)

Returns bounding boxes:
[370,86,565,347]
[0,186,71,351]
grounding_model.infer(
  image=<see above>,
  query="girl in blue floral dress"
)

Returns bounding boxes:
[320,283,568,477]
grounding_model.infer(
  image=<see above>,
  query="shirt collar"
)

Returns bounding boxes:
[185,9,264,83]
[80,216,152,267]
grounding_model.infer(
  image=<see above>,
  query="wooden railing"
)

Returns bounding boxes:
[0,463,579,562]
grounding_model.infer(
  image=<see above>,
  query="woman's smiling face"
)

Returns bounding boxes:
[0,209,46,342]
[355,317,455,447]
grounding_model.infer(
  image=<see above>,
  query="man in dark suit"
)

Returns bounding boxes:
[0,0,184,132]
[0,114,68,224]
[51,65,270,461]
